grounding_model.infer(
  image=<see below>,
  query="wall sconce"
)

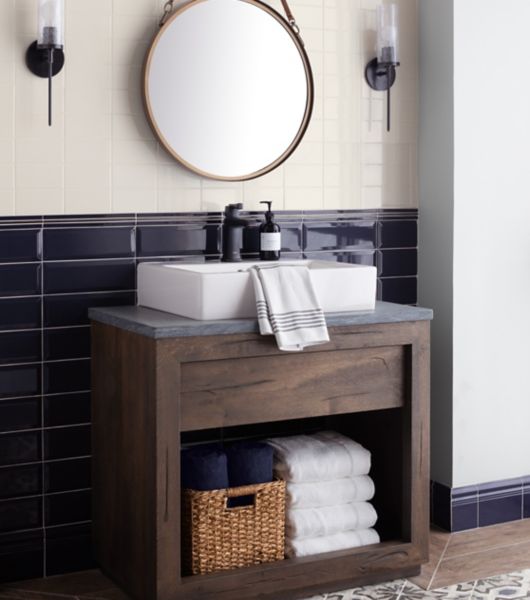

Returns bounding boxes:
[25,0,65,127]
[365,4,399,132]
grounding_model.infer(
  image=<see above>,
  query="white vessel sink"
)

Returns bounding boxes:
[137,260,377,321]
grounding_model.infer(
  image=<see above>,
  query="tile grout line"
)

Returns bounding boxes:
[426,532,452,591]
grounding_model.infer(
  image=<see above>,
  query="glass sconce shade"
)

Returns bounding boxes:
[37,0,64,49]
[376,4,399,65]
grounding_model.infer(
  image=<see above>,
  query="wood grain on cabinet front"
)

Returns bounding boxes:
[91,318,431,600]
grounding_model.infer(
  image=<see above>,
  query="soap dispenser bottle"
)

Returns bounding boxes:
[259,201,281,261]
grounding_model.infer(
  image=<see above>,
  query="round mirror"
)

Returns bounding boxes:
[143,0,314,181]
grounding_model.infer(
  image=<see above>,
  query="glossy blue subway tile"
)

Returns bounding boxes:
[303,221,377,252]
[0,264,41,297]
[44,360,91,395]
[43,291,135,327]
[44,328,91,361]
[0,364,41,399]
[380,277,417,305]
[0,297,41,331]
[45,522,95,576]
[377,249,418,277]
[0,496,42,533]
[242,224,302,255]
[43,260,135,294]
[378,220,418,249]
[0,397,41,432]
[43,227,135,260]
[136,224,220,257]
[0,430,41,466]
[43,392,91,428]
[0,229,41,262]
[452,485,478,532]
[0,529,44,583]
[478,478,523,527]
[44,425,91,461]
[431,481,451,531]
[45,490,91,527]
[303,250,376,266]
[44,458,91,494]
[0,464,41,500]
[0,331,41,365]
[524,490,530,519]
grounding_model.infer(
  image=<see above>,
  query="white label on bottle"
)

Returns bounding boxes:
[260,232,281,252]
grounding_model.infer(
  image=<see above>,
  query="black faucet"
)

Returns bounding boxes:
[221,204,252,263]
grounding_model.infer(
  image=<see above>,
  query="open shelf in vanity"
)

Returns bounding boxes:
[89,302,432,600]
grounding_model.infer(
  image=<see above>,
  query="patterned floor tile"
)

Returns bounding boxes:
[325,579,405,600]
[471,570,530,599]
[400,580,475,599]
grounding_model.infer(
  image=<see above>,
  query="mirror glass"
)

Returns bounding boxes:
[143,0,314,181]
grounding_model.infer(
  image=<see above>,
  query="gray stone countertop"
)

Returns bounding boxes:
[89,301,433,340]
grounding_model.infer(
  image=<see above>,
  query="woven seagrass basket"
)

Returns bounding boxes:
[182,480,286,575]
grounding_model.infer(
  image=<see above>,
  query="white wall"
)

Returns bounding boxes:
[418,0,454,487]
[0,0,418,216]
[452,0,530,487]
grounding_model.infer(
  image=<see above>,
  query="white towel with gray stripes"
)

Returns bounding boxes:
[249,265,330,352]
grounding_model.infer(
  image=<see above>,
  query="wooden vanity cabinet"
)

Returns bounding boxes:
[91,314,430,600]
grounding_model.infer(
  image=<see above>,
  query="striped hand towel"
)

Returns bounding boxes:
[249,265,329,352]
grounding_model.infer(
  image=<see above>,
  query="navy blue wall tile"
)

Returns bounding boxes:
[44,458,91,494]
[43,227,134,260]
[43,291,135,327]
[377,249,418,277]
[44,328,91,361]
[45,490,91,527]
[0,464,41,500]
[304,221,377,251]
[136,225,220,257]
[0,530,44,583]
[44,425,91,461]
[380,277,417,304]
[44,393,91,428]
[378,220,417,249]
[452,486,478,532]
[242,225,302,255]
[0,398,41,432]
[0,497,42,533]
[0,331,41,365]
[478,479,522,527]
[43,260,135,294]
[44,360,91,395]
[0,365,41,399]
[45,523,95,576]
[0,264,41,297]
[0,431,41,466]
[0,230,41,262]
[0,298,41,331]
[304,250,376,266]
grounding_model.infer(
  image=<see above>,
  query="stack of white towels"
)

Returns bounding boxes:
[266,431,380,558]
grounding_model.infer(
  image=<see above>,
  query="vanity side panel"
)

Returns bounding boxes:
[92,323,158,600]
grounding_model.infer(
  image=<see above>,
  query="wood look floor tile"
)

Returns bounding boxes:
[0,571,112,597]
[82,588,131,600]
[409,528,451,590]
[445,519,530,559]
[430,540,530,590]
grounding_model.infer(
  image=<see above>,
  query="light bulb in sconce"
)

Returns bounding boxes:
[26,0,65,127]
[365,3,400,132]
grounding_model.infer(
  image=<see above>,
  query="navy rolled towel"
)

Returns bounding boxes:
[181,444,229,491]
[226,441,274,487]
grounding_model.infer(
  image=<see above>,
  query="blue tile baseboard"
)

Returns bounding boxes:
[431,477,527,532]
[0,208,418,582]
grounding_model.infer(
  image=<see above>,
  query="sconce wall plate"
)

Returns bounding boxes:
[25,41,64,78]
[365,58,397,92]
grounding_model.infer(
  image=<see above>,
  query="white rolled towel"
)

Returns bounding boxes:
[286,476,375,509]
[287,502,377,539]
[267,432,371,482]
[285,528,380,558]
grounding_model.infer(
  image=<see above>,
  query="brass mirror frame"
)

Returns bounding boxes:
[143,0,314,182]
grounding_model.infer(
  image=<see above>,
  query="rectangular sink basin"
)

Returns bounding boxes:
[137,260,377,321]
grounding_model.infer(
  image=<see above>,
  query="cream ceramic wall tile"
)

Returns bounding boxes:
[2,0,418,215]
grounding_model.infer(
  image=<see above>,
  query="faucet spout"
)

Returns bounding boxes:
[221,203,252,263]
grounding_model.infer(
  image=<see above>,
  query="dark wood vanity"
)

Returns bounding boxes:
[90,302,432,600]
